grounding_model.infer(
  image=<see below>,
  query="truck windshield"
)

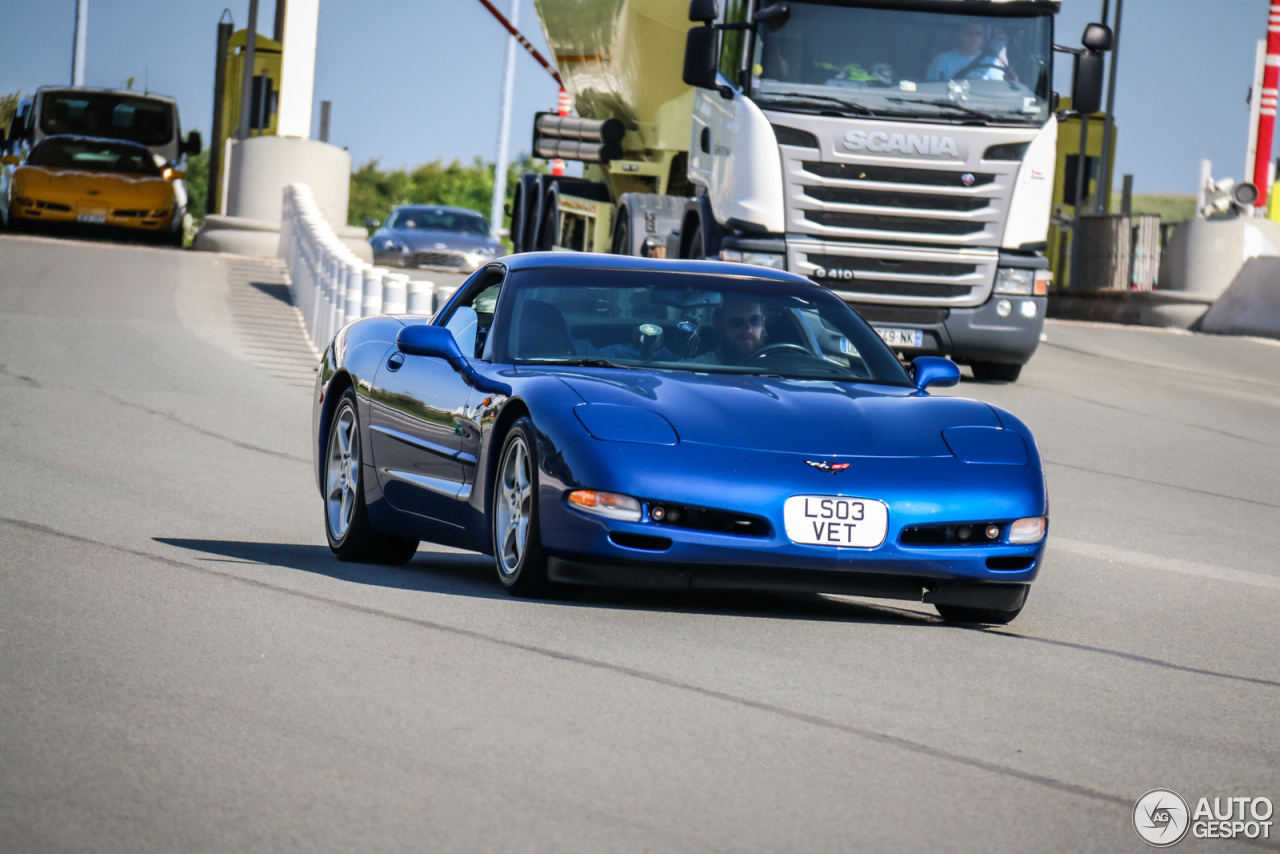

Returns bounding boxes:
[39,91,175,147]
[749,3,1053,125]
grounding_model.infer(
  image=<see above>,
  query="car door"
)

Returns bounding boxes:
[367,267,504,527]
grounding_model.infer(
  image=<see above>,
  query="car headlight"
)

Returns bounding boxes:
[720,249,786,270]
[568,490,643,522]
[476,244,499,256]
[381,239,408,252]
[1008,516,1046,544]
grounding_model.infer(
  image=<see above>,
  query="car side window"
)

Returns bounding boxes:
[440,268,505,360]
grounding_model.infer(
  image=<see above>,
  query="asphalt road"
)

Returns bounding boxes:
[2,231,1278,853]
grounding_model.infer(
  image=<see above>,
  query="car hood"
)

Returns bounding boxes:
[554,369,1000,457]
[14,166,172,203]
[372,228,495,252]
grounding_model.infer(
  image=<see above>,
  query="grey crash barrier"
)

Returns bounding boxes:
[1199,256,1280,340]
[280,183,436,351]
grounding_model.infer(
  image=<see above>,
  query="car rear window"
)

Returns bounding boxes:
[26,137,162,176]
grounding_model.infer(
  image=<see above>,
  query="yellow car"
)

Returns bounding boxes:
[1,134,185,245]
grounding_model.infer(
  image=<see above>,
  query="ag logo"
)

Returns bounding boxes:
[1134,789,1190,847]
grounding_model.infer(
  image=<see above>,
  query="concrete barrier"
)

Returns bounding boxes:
[281,184,435,350]
[1199,256,1280,340]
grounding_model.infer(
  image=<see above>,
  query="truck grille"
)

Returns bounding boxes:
[850,305,951,325]
[802,162,994,187]
[804,210,984,236]
[803,185,989,212]
[822,279,973,298]
[804,254,977,277]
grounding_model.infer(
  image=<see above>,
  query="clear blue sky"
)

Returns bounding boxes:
[0,0,1271,193]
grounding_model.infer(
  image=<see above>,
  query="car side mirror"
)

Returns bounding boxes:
[363,217,380,229]
[912,356,960,392]
[396,324,510,394]
[1071,50,1105,115]
[1,155,20,166]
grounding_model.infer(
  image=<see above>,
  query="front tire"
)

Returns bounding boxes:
[970,361,1023,383]
[324,390,420,564]
[492,418,566,598]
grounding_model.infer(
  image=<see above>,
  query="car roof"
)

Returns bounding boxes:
[499,251,819,286]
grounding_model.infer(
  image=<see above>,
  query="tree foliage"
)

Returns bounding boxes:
[1,92,26,135]
[348,155,545,232]
[184,146,210,220]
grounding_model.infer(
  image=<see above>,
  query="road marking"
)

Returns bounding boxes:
[1051,537,1280,591]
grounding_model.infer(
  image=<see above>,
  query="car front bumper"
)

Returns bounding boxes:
[538,438,1047,595]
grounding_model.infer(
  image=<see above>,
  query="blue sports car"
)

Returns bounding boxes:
[313,253,1047,624]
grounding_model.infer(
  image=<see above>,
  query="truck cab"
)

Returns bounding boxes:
[683,0,1060,381]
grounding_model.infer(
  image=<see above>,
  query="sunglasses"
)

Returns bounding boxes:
[726,314,766,330]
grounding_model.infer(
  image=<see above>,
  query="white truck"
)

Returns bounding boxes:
[512,0,1109,381]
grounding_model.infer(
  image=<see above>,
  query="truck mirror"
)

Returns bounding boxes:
[1081,22,1113,52]
[688,0,718,23]
[683,26,720,90]
[753,1,790,31]
[1071,50,1105,115]
[184,130,203,157]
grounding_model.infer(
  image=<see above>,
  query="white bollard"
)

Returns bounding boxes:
[344,260,364,321]
[406,280,435,315]
[382,273,409,314]
[362,267,387,317]
[433,286,459,314]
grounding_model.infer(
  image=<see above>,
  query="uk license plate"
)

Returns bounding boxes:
[783,495,888,548]
[875,327,924,348]
[77,213,107,224]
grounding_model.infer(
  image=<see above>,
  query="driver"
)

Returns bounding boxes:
[927,23,1006,81]
[686,297,767,366]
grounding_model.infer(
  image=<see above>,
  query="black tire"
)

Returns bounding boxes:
[611,205,631,255]
[935,602,1024,625]
[323,389,420,564]
[491,418,570,598]
[970,361,1023,383]
[686,225,706,260]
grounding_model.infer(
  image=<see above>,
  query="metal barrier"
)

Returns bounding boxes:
[280,184,458,351]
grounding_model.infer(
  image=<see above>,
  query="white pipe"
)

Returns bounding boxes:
[490,0,520,238]
[277,0,320,138]
[382,273,409,315]
[407,280,435,315]
[71,0,88,86]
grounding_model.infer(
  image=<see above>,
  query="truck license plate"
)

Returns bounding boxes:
[875,327,924,348]
[77,213,107,224]
[783,495,888,548]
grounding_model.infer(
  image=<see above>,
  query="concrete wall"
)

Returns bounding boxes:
[1199,256,1280,340]
[224,136,352,227]
[1158,216,1280,299]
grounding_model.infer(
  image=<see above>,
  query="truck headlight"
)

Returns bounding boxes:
[994,267,1034,295]
[720,249,785,270]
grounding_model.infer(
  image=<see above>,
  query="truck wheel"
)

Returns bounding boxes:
[970,362,1022,383]
[935,601,1024,625]
[686,227,706,260]
[611,205,631,255]
[510,173,539,253]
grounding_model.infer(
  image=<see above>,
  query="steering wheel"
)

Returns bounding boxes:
[746,343,814,361]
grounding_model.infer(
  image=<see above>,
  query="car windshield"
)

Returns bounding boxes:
[501,268,912,385]
[386,207,489,235]
[747,3,1053,125]
[26,137,162,176]
[39,91,175,146]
